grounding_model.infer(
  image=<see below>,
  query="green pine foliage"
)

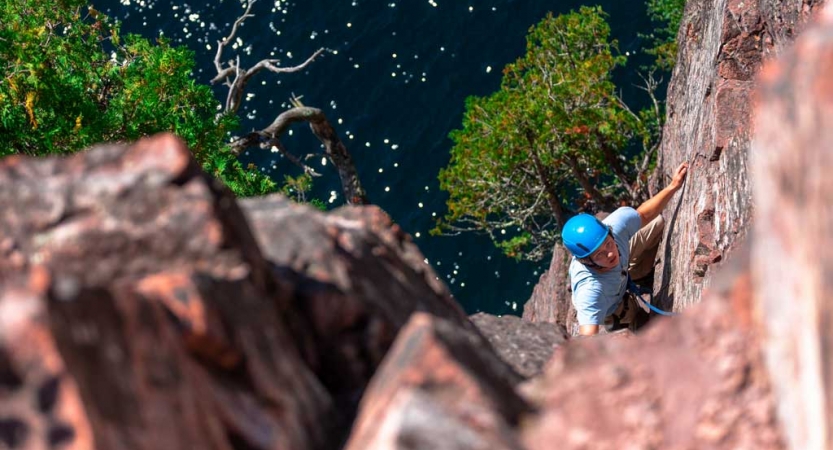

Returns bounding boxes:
[280,173,313,201]
[0,0,275,197]
[436,7,658,261]
[644,0,686,71]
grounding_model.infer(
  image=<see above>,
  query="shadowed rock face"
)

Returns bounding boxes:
[343,313,531,450]
[470,313,569,378]
[239,195,516,415]
[0,134,523,450]
[0,135,335,450]
[0,269,94,450]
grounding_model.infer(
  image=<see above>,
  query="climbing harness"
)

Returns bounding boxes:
[626,276,679,317]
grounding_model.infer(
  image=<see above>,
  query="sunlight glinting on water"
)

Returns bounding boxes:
[93,0,629,313]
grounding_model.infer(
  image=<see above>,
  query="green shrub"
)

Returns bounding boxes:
[0,0,274,196]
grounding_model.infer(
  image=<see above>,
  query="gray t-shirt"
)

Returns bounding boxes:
[569,207,642,325]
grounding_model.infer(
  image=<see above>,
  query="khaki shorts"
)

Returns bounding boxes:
[627,214,665,281]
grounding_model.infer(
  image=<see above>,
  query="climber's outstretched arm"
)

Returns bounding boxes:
[636,162,689,227]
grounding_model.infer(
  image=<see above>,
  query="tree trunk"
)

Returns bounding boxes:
[307,114,369,205]
[565,154,606,207]
[526,135,567,228]
[599,140,639,202]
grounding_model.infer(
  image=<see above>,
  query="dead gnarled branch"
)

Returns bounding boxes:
[211,0,329,114]
[230,98,368,205]
[213,1,366,205]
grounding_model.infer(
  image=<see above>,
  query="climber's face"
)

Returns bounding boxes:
[589,235,619,269]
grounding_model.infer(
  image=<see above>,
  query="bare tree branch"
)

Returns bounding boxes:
[565,153,607,208]
[597,135,639,201]
[212,1,366,205]
[211,66,236,86]
[230,99,368,205]
[220,48,329,114]
[213,0,255,85]
[210,0,329,114]
[231,132,321,177]
[248,48,327,77]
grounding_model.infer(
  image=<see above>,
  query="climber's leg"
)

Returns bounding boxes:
[628,214,665,281]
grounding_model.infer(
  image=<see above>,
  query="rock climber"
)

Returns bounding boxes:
[561,162,689,336]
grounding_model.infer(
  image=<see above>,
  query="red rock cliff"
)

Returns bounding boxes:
[524,0,826,330]
[653,0,824,310]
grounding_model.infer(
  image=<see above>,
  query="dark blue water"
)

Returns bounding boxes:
[93,0,655,316]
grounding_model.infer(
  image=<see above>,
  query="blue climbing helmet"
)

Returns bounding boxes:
[562,213,609,259]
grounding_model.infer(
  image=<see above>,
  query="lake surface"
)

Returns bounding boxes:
[93,0,656,315]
